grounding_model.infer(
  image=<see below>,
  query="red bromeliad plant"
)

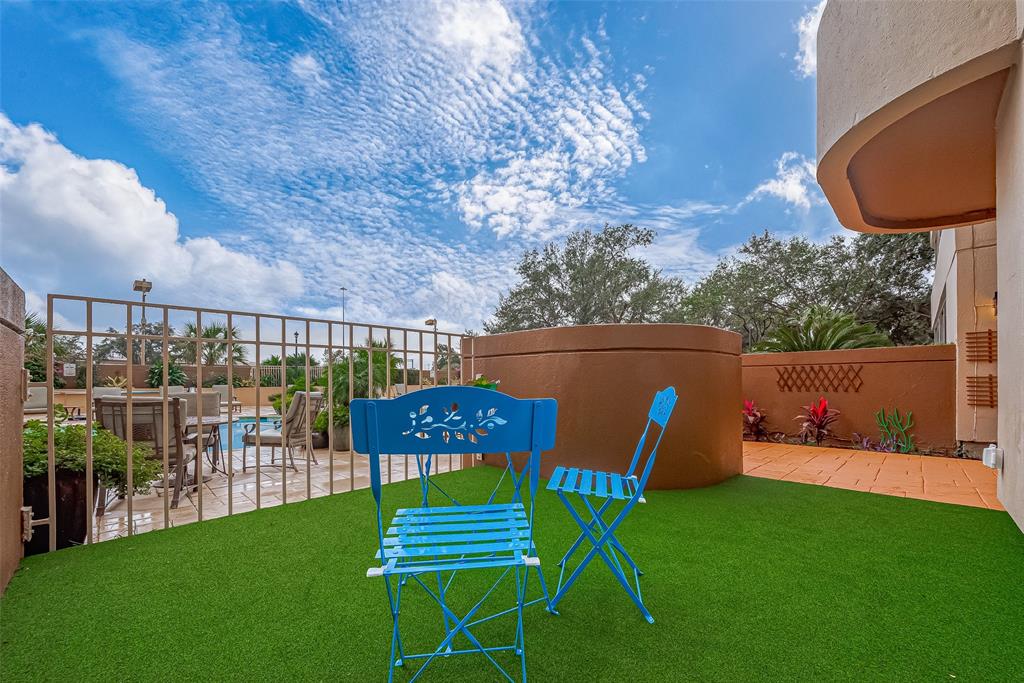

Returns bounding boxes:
[795,397,840,446]
[742,399,769,441]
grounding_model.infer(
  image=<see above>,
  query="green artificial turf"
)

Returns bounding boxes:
[2,469,1023,682]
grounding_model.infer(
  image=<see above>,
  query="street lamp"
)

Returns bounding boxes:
[339,286,348,324]
[424,318,437,333]
[133,279,152,363]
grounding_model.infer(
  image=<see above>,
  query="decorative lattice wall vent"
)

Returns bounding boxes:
[965,329,998,363]
[966,374,998,408]
[775,364,864,393]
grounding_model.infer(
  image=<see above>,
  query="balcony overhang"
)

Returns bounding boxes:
[816,0,1020,234]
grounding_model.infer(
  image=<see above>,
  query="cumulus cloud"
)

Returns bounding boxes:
[0,114,303,313]
[289,53,327,90]
[434,0,525,74]
[794,1,826,78]
[75,1,650,328]
[744,151,820,211]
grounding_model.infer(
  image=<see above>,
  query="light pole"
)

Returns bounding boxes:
[133,278,152,364]
[424,318,437,333]
[339,286,347,324]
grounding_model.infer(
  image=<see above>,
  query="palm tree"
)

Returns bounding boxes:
[175,323,247,365]
[752,306,892,352]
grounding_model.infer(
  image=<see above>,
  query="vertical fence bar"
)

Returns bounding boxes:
[280,317,287,505]
[418,331,424,391]
[446,333,452,472]
[46,295,56,551]
[403,329,409,483]
[255,316,262,510]
[327,323,334,495]
[84,302,94,543]
[304,320,311,500]
[226,312,234,516]
[125,304,135,536]
[161,308,170,529]
[348,323,354,490]
[195,310,203,522]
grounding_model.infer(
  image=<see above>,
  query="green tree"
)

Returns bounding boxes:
[93,321,173,364]
[485,224,686,333]
[672,231,933,348]
[174,323,247,366]
[752,307,893,352]
[23,312,84,385]
[147,358,189,387]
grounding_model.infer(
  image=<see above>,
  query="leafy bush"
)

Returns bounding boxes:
[313,402,350,432]
[201,374,243,388]
[794,397,840,446]
[875,407,915,453]
[22,419,161,497]
[753,307,892,352]
[852,433,898,453]
[742,399,769,441]
[147,358,188,388]
[470,375,500,390]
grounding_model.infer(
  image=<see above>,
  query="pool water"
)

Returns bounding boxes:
[219,417,278,451]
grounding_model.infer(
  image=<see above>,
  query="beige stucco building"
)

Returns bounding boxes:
[816,0,1024,531]
[930,223,998,452]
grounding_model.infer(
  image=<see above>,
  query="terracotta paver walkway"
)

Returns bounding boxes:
[743,441,1003,510]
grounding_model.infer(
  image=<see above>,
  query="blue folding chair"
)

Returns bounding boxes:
[351,386,557,682]
[547,386,677,624]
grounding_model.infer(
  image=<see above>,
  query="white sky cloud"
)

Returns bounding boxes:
[0,114,303,316]
[794,1,826,78]
[744,151,820,211]
[73,2,651,328]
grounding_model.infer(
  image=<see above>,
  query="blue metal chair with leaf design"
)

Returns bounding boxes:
[351,386,557,682]
[547,386,677,624]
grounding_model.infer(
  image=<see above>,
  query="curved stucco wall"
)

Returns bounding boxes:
[471,325,742,490]
[817,0,1021,232]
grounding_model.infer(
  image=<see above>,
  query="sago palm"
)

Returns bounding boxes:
[753,306,892,352]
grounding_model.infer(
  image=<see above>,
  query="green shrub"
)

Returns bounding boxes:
[147,358,188,388]
[22,419,162,497]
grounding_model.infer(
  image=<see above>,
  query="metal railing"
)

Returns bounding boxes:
[36,293,474,551]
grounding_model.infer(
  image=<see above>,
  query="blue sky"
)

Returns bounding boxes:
[1,0,833,331]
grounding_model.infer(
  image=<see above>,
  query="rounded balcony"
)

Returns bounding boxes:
[816,0,1020,233]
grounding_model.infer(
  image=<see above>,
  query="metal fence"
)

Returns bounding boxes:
[35,293,474,551]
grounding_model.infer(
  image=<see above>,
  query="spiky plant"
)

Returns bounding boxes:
[753,306,892,352]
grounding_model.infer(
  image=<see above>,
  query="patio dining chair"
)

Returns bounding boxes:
[93,396,195,511]
[546,386,677,624]
[351,386,557,683]
[241,391,323,472]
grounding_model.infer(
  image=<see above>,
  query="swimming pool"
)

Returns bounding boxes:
[218,417,278,451]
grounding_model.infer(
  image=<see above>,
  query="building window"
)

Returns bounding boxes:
[933,290,947,344]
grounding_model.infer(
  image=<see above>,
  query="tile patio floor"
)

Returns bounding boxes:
[91,438,1002,543]
[743,441,1003,510]
[93,442,469,542]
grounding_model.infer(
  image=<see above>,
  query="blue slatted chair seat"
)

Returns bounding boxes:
[375,502,533,576]
[546,466,639,501]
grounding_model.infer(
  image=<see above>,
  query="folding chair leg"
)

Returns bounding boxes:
[551,493,654,624]
[516,566,528,681]
[383,575,406,682]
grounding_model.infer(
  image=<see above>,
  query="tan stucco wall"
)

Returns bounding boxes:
[0,268,25,593]
[817,0,1020,232]
[472,325,743,490]
[996,54,1024,530]
[818,0,1018,157]
[931,224,999,445]
[742,346,957,452]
